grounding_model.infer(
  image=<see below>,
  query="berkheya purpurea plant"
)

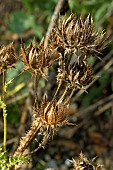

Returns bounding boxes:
[0,14,106,170]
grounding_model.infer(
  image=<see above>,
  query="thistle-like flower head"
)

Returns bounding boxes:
[72,152,103,170]
[57,55,93,90]
[33,98,69,136]
[21,39,60,78]
[0,42,16,73]
[52,13,105,61]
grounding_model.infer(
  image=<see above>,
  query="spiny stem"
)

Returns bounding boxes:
[14,121,41,157]
[2,71,5,101]
[2,70,7,158]
[25,130,51,156]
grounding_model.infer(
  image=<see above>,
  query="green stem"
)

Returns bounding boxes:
[2,71,5,101]
[2,71,7,158]
[3,111,7,156]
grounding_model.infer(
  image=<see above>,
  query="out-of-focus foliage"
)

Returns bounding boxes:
[0,147,26,170]
[5,0,58,40]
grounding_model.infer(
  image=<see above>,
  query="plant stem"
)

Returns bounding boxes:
[57,86,68,104]
[2,70,7,158]
[53,80,62,100]
[2,71,5,101]
[64,88,76,105]
[44,0,68,49]
[33,72,39,107]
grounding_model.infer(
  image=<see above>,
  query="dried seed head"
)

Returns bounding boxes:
[72,152,103,170]
[52,14,105,61]
[21,40,42,73]
[21,39,60,78]
[0,42,16,73]
[52,13,105,91]
[34,99,69,135]
[57,56,93,90]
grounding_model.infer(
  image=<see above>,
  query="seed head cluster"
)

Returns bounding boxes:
[50,14,105,90]
[0,13,107,162]
[57,56,93,90]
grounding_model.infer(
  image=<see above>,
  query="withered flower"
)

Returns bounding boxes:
[0,42,16,73]
[72,152,103,170]
[57,55,93,90]
[21,39,60,78]
[51,13,105,91]
[34,99,69,136]
[14,98,69,157]
[52,13,105,61]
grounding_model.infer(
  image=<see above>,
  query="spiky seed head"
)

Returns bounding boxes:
[52,14,106,61]
[33,99,69,135]
[0,42,16,73]
[72,152,103,170]
[21,39,60,78]
[57,56,93,90]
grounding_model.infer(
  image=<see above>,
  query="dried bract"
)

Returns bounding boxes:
[0,42,16,73]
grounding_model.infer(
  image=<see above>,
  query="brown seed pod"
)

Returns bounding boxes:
[0,42,16,73]
[21,39,60,78]
[57,55,93,90]
[21,41,39,72]
[33,98,69,136]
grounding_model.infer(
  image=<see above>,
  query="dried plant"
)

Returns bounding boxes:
[71,152,103,170]
[51,14,106,61]
[0,12,107,170]
[21,39,60,78]
[49,13,106,93]
[13,14,106,161]
[0,42,16,73]
[14,96,69,158]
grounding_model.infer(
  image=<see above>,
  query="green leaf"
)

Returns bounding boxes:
[5,11,35,34]
[94,3,109,22]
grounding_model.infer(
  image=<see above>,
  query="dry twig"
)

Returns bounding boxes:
[44,0,69,49]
